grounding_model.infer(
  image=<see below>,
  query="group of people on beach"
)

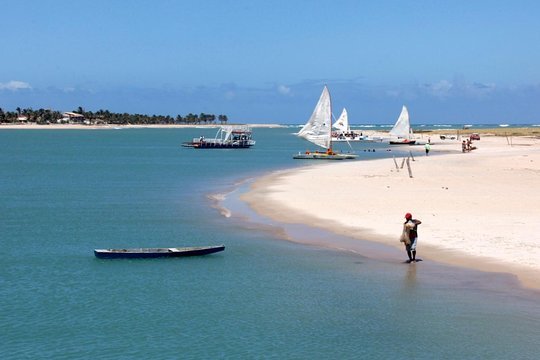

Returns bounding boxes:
[462,138,476,152]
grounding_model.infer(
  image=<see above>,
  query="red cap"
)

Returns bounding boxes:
[405,213,412,220]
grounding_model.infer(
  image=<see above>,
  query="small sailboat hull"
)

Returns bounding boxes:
[331,136,368,142]
[293,152,358,160]
[293,153,345,160]
[389,139,416,145]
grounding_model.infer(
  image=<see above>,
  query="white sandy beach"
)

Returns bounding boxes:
[242,135,540,289]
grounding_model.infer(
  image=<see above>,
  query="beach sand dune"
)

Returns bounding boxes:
[242,136,540,289]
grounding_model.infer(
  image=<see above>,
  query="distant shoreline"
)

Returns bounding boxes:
[0,123,286,130]
[2,123,540,136]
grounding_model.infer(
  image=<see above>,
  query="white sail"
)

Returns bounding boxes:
[389,105,412,139]
[333,108,349,133]
[297,86,332,149]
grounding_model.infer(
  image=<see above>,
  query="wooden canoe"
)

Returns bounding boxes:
[94,245,225,259]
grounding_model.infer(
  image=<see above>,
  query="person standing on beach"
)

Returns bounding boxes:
[424,142,431,156]
[403,213,422,263]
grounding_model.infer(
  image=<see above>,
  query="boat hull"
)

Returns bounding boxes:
[293,152,358,160]
[182,141,254,148]
[94,245,225,259]
[293,154,344,160]
[331,136,368,142]
[388,140,416,145]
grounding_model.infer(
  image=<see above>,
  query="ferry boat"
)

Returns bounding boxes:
[182,125,255,149]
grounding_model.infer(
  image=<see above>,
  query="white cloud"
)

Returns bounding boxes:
[463,82,496,98]
[423,80,453,98]
[0,80,32,91]
[277,84,292,96]
[224,90,235,100]
[385,79,500,100]
[420,80,498,99]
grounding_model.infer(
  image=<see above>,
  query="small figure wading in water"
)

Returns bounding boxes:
[400,213,422,263]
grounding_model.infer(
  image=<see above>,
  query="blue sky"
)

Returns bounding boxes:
[1,0,539,124]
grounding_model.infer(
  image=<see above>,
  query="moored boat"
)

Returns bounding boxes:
[293,151,344,160]
[293,150,357,160]
[94,245,225,259]
[388,139,417,145]
[331,108,368,142]
[294,86,358,160]
[331,133,368,142]
[387,106,417,145]
[182,126,255,148]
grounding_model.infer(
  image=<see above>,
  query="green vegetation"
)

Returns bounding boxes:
[0,106,228,126]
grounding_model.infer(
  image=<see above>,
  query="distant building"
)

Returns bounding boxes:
[57,112,85,124]
[16,115,29,123]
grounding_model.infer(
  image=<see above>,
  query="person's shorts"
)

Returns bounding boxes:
[406,237,417,251]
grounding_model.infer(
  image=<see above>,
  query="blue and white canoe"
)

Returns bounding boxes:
[94,245,225,259]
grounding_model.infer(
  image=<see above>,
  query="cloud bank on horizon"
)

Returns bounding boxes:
[1,0,539,124]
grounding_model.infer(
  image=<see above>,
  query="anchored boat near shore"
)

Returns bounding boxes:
[94,245,225,259]
[182,125,255,148]
[331,108,369,142]
[387,106,417,145]
[294,86,358,160]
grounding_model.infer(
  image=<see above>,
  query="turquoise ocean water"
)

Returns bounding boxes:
[1,127,539,359]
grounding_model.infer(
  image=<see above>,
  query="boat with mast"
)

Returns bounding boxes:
[293,86,357,160]
[331,108,366,142]
[388,105,416,145]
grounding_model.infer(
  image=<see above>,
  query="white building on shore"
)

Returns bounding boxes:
[57,112,85,124]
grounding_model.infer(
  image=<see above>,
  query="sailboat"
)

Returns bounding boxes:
[388,105,416,145]
[331,108,367,142]
[332,108,351,134]
[293,86,357,160]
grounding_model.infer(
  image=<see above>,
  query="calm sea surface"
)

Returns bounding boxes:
[1,128,539,359]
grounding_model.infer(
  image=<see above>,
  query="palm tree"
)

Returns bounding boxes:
[199,113,208,124]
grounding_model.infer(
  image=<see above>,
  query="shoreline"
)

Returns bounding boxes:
[241,135,540,290]
[0,123,285,130]
[2,123,540,134]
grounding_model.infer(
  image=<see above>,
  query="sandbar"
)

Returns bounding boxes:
[241,135,540,289]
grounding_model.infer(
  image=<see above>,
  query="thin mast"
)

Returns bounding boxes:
[327,85,332,152]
